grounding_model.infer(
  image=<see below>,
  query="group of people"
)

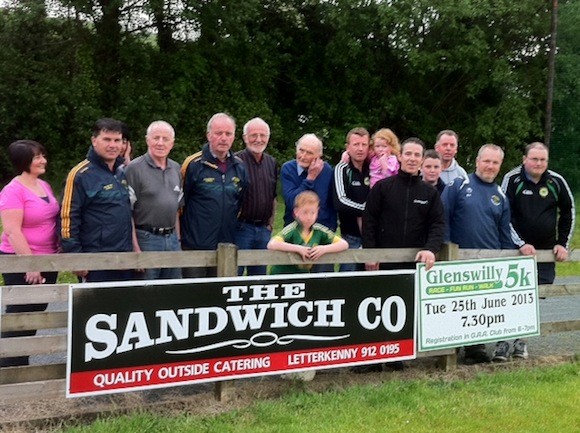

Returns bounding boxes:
[0,115,574,370]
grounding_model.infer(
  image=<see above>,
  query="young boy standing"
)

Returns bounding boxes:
[268,191,348,275]
[268,191,347,380]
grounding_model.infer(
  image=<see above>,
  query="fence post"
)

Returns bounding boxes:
[214,243,238,401]
[434,243,459,371]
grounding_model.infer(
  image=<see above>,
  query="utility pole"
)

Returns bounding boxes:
[545,0,559,148]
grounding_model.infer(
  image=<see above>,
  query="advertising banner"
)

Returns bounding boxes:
[416,256,540,351]
[67,271,415,397]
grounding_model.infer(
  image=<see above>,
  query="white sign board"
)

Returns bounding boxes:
[416,256,540,351]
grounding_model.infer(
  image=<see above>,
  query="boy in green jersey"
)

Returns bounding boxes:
[268,191,347,274]
[268,190,347,381]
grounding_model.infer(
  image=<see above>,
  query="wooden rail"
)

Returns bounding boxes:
[1,244,579,403]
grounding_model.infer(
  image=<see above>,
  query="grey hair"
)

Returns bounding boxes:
[243,117,270,136]
[207,112,236,133]
[146,120,175,139]
[295,133,323,153]
[477,143,504,160]
[525,142,549,156]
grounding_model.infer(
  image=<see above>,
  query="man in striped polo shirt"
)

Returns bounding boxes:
[235,117,278,276]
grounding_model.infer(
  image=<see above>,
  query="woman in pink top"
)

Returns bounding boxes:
[0,140,60,367]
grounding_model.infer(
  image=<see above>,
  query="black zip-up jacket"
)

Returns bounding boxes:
[501,166,575,249]
[180,143,248,250]
[362,170,445,253]
[60,147,132,253]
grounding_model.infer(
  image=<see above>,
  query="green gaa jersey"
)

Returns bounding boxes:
[270,221,342,274]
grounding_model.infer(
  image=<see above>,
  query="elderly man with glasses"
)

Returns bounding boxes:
[234,117,278,276]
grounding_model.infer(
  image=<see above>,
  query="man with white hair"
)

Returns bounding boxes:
[235,117,278,276]
[181,113,248,277]
[280,133,336,272]
[125,120,183,280]
[281,133,336,231]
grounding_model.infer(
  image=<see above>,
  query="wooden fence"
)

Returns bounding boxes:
[1,245,579,403]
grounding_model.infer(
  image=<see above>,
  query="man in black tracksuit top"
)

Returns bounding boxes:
[363,138,445,271]
[334,127,371,271]
[501,142,575,284]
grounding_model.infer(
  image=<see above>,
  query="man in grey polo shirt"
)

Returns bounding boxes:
[125,120,183,279]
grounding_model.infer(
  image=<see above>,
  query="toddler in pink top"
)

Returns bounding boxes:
[369,128,400,187]
[341,128,401,187]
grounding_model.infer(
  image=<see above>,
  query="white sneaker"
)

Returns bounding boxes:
[512,339,529,359]
[280,370,316,381]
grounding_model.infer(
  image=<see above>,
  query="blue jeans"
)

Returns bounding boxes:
[235,222,272,276]
[339,234,364,272]
[136,229,182,280]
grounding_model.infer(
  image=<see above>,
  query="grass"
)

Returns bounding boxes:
[59,363,580,433]
[556,261,580,276]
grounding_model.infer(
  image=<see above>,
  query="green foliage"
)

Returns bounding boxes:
[0,0,572,186]
[61,363,580,432]
[556,203,580,276]
[0,4,100,184]
[550,0,580,192]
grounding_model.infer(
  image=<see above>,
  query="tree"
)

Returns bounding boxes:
[0,2,100,183]
[0,0,554,184]
[550,0,580,190]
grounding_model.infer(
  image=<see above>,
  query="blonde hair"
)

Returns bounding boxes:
[294,191,320,208]
[371,128,401,156]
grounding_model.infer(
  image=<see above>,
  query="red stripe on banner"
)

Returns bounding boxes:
[69,339,414,395]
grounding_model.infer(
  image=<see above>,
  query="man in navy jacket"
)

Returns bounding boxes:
[61,118,134,282]
[442,144,516,364]
[181,113,248,277]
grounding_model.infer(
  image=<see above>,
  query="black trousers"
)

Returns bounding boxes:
[1,269,58,367]
[537,262,556,285]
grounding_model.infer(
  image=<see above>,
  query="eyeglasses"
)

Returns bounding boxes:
[247,133,269,140]
[527,157,548,163]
